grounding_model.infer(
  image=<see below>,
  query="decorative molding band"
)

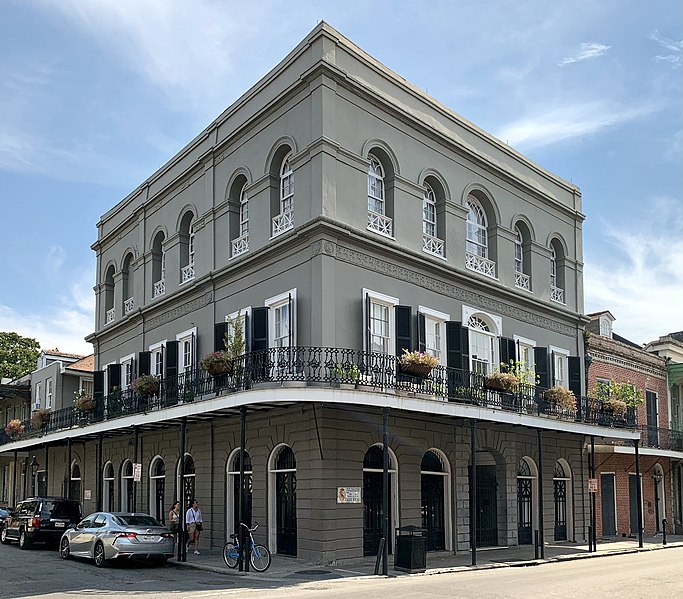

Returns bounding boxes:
[146,291,213,331]
[591,350,667,379]
[333,244,575,336]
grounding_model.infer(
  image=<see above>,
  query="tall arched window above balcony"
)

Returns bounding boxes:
[465,197,495,278]
[179,211,195,284]
[368,156,385,215]
[104,264,115,325]
[421,175,446,258]
[366,150,394,237]
[152,231,166,298]
[122,253,134,315]
[513,225,531,291]
[549,239,566,304]
[271,153,294,237]
[228,173,249,258]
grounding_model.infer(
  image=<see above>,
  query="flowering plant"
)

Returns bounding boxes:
[31,409,51,428]
[5,419,25,438]
[132,375,160,396]
[200,351,234,376]
[602,398,628,418]
[544,386,577,411]
[74,389,96,411]
[397,349,439,377]
[484,371,519,393]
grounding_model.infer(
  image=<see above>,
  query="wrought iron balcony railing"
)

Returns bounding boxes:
[0,347,637,446]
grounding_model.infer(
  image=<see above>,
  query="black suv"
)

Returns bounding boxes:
[0,497,81,549]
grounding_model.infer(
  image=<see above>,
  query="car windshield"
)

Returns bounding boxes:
[0,509,9,517]
[42,501,80,520]
[114,515,161,527]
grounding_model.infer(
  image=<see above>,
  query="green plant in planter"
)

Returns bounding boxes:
[484,371,519,393]
[602,398,628,418]
[332,363,360,382]
[74,389,96,411]
[593,379,644,408]
[201,312,246,377]
[544,385,577,411]
[132,375,160,397]
[30,408,51,429]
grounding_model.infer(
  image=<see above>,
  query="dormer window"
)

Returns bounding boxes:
[599,316,612,338]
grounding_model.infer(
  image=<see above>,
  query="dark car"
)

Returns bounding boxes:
[1,497,81,549]
[0,507,13,532]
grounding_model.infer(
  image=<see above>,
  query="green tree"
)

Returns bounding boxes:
[0,332,40,380]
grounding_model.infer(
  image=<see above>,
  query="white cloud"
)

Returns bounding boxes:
[45,245,66,274]
[495,101,660,150]
[559,42,611,66]
[584,198,683,345]
[651,30,683,53]
[654,55,681,68]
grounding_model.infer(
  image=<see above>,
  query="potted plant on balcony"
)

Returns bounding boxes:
[132,375,160,397]
[544,385,577,412]
[74,389,96,411]
[4,419,25,439]
[331,363,360,387]
[397,349,439,378]
[30,408,51,429]
[201,312,246,377]
[484,370,519,393]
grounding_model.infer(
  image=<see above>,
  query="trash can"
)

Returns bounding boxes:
[394,525,427,573]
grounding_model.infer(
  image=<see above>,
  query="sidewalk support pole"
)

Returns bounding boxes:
[590,435,597,551]
[534,530,539,560]
[470,420,477,566]
[44,443,49,494]
[382,407,389,576]
[238,406,248,572]
[178,418,187,562]
[635,439,643,549]
[537,429,544,559]
[662,519,667,545]
[66,438,72,499]
[96,433,103,511]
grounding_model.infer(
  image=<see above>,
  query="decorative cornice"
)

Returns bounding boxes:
[146,291,213,331]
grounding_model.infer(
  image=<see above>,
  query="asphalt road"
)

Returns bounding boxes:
[2,540,682,599]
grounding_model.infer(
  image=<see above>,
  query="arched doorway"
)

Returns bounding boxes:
[226,448,253,538]
[149,457,166,523]
[553,460,571,541]
[654,464,665,533]
[363,444,399,556]
[517,457,537,545]
[469,450,501,548]
[269,445,297,556]
[421,449,451,551]
[103,462,115,511]
[177,454,196,510]
[121,460,134,512]
[70,462,82,502]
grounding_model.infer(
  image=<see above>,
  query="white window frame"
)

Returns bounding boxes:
[34,382,42,411]
[367,155,385,215]
[45,378,53,410]
[599,316,612,338]
[466,199,488,258]
[514,335,537,384]
[227,306,252,352]
[422,183,437,238]
[176,328,197,374]
[149,341,166,377]
[120,353,135,389]
[79,378,94,397]
[462,305,501,376]
[418,306,450,362]
[265,290,296,349]
[363,289,399,356]
[239,186,249,237]
[549,345,570,388]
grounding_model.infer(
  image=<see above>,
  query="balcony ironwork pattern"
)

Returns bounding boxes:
[272,210,294,237]
[105,308,115,324]
[550,285,565,304]
[153,279,165,298]
[422,234,445,257]
[465,252,496,278]
[367,211,393,236]
[123,298,134,314]
[181,265,195,284]
[515,272,531,291]
[0,347,637,447]
[231,234,249,257]
[601,424,683,452]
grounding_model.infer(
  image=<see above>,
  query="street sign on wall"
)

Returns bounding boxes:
[133,463,142,482]
[588,478,598,493]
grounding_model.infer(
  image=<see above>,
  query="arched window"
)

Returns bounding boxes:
[549,239,566,303]
[104,265,115,324]
[272,154,294,237]
[70,462,82,502]
[465,198,495,278]
[517,458,538,545]
[179,212,195,284]
[363,444,399,556]
[422,178,445,258]
[121,460,134,512]
[268,445,297,556]
[467,314,498,375]
[149,457,166,523]
[421,449,451,551]
[152,232,166,298]
[239,186,249,237]
[103,462,115,511]
[368,156,385,215]
[514,227,531,291]
[122,253,134,314]
[553,460,571,541]
[227,449,253,537]
[423,184,437,238]
[178,454,196,509]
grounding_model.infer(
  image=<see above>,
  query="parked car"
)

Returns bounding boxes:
[59,512,174,567]
[0,507,14,532]
[1,497,81,549]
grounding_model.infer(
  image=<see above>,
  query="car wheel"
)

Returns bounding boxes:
[18,529,31,550]
[0,528,10,545]
[60,537,71,560]
[93,542,106,568]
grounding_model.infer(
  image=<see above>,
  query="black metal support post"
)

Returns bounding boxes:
[537,429,544,559]
[382,407,389,576]
[96,433,103,511]
[635,439,643,548]
[662,519,668,545]
[12,450,18,505]
[44,444,49,493]
[133,426,139,511]
[238,406,247,572]
[534,530,539,560]
[591,435,597,552]
[66,439,72,499]
[470,420,477,566]
[178,418,187,562]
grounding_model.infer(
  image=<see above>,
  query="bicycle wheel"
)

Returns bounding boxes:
[222,542,239,568]
[250,544,271,572]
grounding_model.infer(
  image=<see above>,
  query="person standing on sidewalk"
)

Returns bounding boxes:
[168,501,180,544]
[185,498,203,555]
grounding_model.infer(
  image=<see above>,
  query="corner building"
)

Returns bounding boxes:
[0,23,639,564]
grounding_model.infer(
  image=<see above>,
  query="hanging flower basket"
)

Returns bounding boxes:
[397,350,439,378]
[484,371,519,393]
[31,409,52,429]
[4,419,25,439]
[544,386,577,411]
[74,391,96,412]
[200,351,234,376]
[132,375,160,397]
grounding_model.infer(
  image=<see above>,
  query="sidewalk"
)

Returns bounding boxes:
[169,535,683,582]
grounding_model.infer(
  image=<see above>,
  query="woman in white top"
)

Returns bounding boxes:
[185,498,203,554]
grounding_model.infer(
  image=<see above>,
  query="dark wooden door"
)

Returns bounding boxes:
[363,471,392,556]
[601,474,616,537]
[421,473,445,551]
[276,471,297,556]
[553,479,567,541]
[476,466,498,547]
[646,391,659,446]
[155,478,165,523]
[629,474,640,536]
[517,478,533,544]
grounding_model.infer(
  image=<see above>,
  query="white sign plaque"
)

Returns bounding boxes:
[337,486,361,504]
[133,463,142,482]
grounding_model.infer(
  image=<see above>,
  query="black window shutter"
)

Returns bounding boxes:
[534,347,549,388]
[395,305,412,356]
[243,312,250,353]
[446,321,469,371]
[288,293,293,347]
[93,370,104,401]
[499,338,516,370]
[568,356,582,398]
[214,322,229,352]
[107,364,121,392]
[165,341,179,380]
[417,313,426,353]
[365,293,371,353]
[251,307,269,352]
[138,351,151,377]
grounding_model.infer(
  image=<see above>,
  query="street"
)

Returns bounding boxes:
[2,542,683,599]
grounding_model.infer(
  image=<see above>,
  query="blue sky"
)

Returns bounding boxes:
[0,0,681,354]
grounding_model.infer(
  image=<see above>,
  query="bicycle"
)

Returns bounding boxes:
[222,522,271,572]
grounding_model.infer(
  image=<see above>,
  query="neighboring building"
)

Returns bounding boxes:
[0,380,30,507]
[30,350,94,414]
[587,312,678,538]
[0,23,640,564]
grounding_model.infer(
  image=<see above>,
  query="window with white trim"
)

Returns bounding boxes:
[239,186,249,237]
[46,378,53,409]
[550,346,570,387]
[423,183,437,238]
[514,335,536,384]
[466,199,487,258]
[227,307,252,351]
[80,378,94,397]
[176,328,196,374]
[419,306,450,362]
[514,228,523,274]
[120,354,135,389]
[34,382,42,410]
[189,222,195,267]
[280,155,294,213]
[364,289,398,355]
[149,341,165,377]
[368,156,385,215]
[599,316,612,338]
[468,316,497,375]
[265,291,296,349]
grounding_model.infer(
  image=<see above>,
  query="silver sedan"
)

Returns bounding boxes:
[59,512,174,567]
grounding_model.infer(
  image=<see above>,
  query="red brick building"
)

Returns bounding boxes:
[586,312,676,538]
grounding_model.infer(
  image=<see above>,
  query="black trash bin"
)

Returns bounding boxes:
[394,525,427,573]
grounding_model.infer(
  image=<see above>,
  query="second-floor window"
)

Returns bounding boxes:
[121,356,134,389]
[368,156,385,216]
[176,329,196,375]
[467,316,497,376]
[46,378,53,409]
[272,155,294,237]
[35,382,42,410]
[466,200,487,258]
[551,348,569,387]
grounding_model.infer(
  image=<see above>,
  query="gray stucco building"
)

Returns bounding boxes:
[0,23,639,564]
